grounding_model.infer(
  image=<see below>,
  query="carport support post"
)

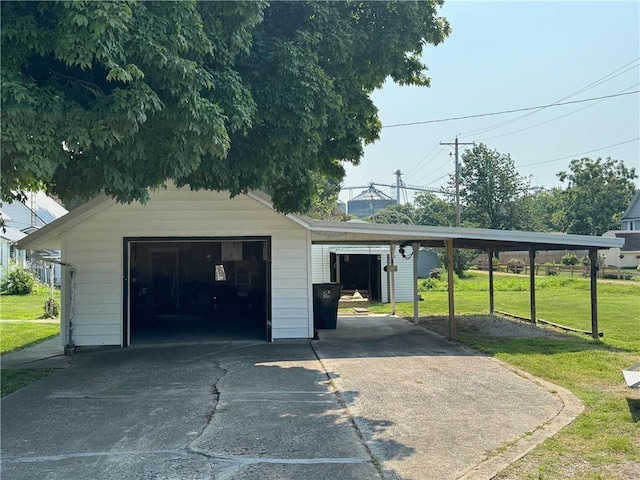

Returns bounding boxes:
[488,248,495,315]
[589,248,599,340]
[389,244,396,315]
[529,248,537,324]
[412,242,419,323]
[446,238,457,340]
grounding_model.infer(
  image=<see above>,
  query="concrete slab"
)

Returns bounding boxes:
[1,337,69,369]
[313,316,583,480]
[1,316,583,480]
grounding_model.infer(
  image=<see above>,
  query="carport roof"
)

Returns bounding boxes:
[17,189,623,252]
[300,218,624,251]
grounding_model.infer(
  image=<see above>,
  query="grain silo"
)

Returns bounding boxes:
[347,186,396,218]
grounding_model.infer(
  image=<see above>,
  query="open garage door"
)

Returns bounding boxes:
[123,237,271,346]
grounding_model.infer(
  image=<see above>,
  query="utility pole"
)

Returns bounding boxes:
[440,137,474,227]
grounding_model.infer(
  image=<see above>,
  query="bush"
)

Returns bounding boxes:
[43,298,60,318]
[561,253,579,265]
[507,258,525,273]
[1,267,37,295]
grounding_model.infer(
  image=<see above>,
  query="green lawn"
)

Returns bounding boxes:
[370,272,640,479]
[0,322,60,354]
[1,289,61,397]
[1,288,61,320]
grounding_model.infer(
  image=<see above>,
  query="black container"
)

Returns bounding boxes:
[312,283,342,329]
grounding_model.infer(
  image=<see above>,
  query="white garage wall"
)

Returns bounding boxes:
[61,187,312,346]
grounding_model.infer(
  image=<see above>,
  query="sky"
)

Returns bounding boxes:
[339,0,640,204]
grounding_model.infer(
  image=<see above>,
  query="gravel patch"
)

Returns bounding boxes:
[417,314,572,340]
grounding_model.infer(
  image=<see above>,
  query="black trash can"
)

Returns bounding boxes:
[312,283,342,329]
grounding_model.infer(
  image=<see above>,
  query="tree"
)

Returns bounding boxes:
[413,192,455,226]
[457,143,530,230]
[367,204,415,225]
[1,1,450,213]
[306,173,348,221]
[517,188,564,232]
[556,157,637,235]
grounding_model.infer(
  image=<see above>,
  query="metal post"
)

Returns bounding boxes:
[488,249,495,315]
[389,245,396,316]
[589,248,599,339]
[446,239,457,340]
[412,242,419,323]
[529,248,537,324]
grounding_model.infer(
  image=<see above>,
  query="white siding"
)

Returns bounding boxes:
[380,252,414,303]
[61,187,312,346]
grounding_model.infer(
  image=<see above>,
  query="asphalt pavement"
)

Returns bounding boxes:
[0,316,583,480]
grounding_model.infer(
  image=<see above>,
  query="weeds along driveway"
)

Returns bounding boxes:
[1,316,582,480]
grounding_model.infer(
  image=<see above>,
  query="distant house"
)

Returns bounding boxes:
[601,231,640,268]
[0,223,27,284]
[1,192,68,284]
[620,191,640,231]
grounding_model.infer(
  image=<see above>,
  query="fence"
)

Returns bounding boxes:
[475,262,638,280]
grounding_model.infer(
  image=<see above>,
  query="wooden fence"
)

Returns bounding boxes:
[475,262,637,280]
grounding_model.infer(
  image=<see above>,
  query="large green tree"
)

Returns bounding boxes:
[457,143,530,230]
[1,0,450,212]
[556,157,637,235]
[413,191,455,226]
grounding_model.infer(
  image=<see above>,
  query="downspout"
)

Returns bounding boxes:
[27,251,77,354]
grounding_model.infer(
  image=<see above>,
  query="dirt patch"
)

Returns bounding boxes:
[417,314,572,340]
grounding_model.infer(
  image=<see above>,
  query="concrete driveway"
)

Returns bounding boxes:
[1,316,582,480]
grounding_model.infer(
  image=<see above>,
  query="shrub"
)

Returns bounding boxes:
[43,298,60,318]
[580,256,591,266]
[1,267,37,295]
[507,258,525,273]
[561,253,579,265]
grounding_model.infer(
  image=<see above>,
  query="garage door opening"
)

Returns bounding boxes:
[124,237,271,345]
[330,252,382,302]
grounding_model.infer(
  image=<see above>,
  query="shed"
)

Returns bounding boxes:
[18,184,623,349]
[312,244,415,302]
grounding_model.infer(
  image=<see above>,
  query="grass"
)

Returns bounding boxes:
[369,271,640,479]
[0,322,60,354]
[0,286,61,320]
[1,369,53,397]
[1,287,61,397]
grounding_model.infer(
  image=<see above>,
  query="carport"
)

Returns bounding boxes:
[307,219,624,340]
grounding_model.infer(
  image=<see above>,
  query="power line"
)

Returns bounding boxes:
[518,137,640,168]
[477,83,640,142]
[460,58,640,137]
[382,90,639,129]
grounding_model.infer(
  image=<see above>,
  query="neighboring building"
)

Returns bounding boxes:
[601,231,640,268]
[312,244,415,303]
[0,224,27,284]
[17,183,623,349]
[620,191,640,231]
[1,192,68,285]
[347,186,396,218]
[417,249,441,278]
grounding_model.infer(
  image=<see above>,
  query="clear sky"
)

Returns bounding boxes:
[340,0,640,203]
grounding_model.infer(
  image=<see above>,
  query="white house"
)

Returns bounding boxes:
[620,191,640,231]
[0,223,27,283]
[601,231,640,268]
[18,183,624,349]
[1,192,68,285]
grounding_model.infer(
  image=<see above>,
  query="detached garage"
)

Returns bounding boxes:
[19,185,313,347]
[19,183,624,349]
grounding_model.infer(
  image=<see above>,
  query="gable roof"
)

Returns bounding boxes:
[612,231,640,251]
[621,191,640,221]
[1,191,68,230]
[17,187,624,252]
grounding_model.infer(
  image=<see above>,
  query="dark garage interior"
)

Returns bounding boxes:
[330,252,382,302]
[126,238,270,343]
